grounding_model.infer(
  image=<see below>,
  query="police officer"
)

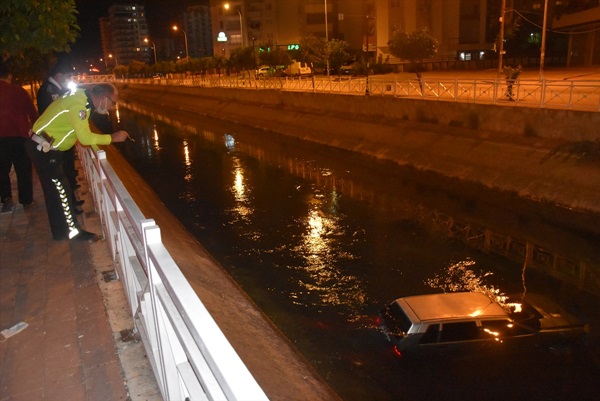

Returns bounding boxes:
[26,83,130,241]
[36,60,84,212]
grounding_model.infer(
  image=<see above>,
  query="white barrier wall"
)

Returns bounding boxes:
[79,146,269,401]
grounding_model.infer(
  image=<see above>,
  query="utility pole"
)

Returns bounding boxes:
[325,0,330,78]
[498,0,506,74]
[540,0,549,80]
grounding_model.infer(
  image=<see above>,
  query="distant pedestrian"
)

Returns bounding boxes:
[27,83,130,241]
[0,59,39,213]
[37,60,84,212]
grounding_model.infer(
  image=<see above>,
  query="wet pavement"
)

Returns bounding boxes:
[0,164,160,401]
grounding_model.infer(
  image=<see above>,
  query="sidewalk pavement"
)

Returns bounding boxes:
[0,163,160,401]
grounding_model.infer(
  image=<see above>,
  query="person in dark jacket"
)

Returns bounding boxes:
[0,60,39,213]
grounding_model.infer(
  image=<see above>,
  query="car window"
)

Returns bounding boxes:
[439,322,481,343]
[420,324,440,344]
[481,319,534,338]
[383,302,413,334]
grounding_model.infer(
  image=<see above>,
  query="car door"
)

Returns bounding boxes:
[438,321,490,355]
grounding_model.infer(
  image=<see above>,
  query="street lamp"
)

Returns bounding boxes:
[498,0,506,74]
[224,3,244,47]
[144,38,157,64]
[109,53,118,66]
[172,25,189,60]
[365,15,375,96]
[540,0,549,80]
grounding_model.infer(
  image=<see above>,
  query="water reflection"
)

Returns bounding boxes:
[115,102,600,401]
[227,156,253,220]
[289,189,366,312]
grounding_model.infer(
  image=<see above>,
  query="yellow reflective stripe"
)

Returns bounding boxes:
[35,109,69,135]
[53,129,75,148]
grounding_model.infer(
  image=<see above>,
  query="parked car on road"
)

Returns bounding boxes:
[256,65,287,78]
[379,292,588,359]
[256,66,270,77]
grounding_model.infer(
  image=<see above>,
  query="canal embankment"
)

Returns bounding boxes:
[117,83,600,217]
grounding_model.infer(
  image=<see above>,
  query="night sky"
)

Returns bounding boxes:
[70,0,207,61]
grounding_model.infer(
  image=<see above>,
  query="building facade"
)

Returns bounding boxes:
[208,0,497,61]
[182,5,214,58]
[553,1,600,66]
[100,4,151,67]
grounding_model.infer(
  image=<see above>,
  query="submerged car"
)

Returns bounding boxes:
[379,292,587,359]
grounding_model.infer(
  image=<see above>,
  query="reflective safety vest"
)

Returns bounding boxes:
[32,89,112,151]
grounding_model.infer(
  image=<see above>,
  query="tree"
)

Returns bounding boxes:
[258,45,292,75]
[229,46,256,76]
[388,27,438,82]
[1,0,79,60]
[328,39,352,76]
[296,35,328,74]
[213,55,228,77]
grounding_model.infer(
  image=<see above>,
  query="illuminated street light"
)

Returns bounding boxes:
[224,3,244,47]
[109,53,118,66]
[144,38,157,64]
[172,25,189,60]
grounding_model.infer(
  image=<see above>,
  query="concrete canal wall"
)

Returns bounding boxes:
[117,83,600,217]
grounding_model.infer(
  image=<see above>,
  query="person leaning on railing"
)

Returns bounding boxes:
[26,83,130,242]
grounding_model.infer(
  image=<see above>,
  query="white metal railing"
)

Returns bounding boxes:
[79,145,269,401]
[121,75,600,111]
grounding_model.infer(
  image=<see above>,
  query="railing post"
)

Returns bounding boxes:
[540,78,546,108]
[569,81,575,109]
[493,78,498,104]
[455,79,459,102]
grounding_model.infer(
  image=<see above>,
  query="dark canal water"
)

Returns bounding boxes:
[114,103,600,401]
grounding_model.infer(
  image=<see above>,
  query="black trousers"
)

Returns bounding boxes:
[0,137,33,204]
[63,147,77,188]
[25,139,79,239]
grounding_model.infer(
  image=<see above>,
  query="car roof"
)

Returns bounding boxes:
[396,292,509,322]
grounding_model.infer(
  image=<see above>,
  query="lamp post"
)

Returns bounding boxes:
[144,38,157,64]
[172,25,189,60]
[325,0,330,78]
[109,53,118,66]
[498,0,506,74]
[539,0,549,80]
[224,3,244,47]
[365,15,375,96]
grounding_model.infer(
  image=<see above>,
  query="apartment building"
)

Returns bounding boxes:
[100,4,151,66]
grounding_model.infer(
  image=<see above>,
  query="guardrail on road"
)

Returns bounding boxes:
[121,75,600,111]
[79,145,269,401]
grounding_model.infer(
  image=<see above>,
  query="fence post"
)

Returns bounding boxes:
[540,78,546,108]
[454,79,458,102]
[569,81,575,109]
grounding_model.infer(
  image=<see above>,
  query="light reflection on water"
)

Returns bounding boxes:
[289,192,366,312]
[114,104,600,401]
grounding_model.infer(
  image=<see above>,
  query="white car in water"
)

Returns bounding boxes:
[379,292,588,359]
